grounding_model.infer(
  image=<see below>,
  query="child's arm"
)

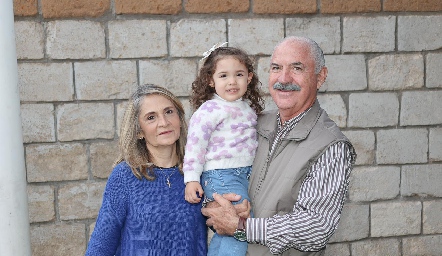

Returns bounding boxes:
[185,181,204,204]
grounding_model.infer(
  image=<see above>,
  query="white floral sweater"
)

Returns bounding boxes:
[183,94,258,183]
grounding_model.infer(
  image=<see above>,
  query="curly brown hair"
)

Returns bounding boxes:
[190,47,264,114]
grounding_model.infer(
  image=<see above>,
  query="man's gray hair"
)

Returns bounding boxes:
[273,36,325,74]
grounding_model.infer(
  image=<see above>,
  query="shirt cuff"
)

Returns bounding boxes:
[246,217,267,245]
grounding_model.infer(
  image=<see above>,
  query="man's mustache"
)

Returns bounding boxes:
[273,82,301,91]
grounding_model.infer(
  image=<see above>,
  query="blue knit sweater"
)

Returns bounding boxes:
[86,162,207,256]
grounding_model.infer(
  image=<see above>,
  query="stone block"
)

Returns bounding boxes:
[401,91,442,125]
[108,20,167,58]
[26,143,88,182]
[324,243,350,256]
[351,239,400,256]
[426,53,442,88]
[262,95,277,112]
[317,94,347,128]
[429,128,442,161]
[343,16,395,52]
[368,54,424,91]
[30,223,85,256]
[139,59,196,97]
[27,185,55,223]
[170,19,226,57]
[349,166,400,202]
[402,164,442,197]
[322,55,367,92]
[398,16,442,51]
[384,0,442,11]
[342,130,375,165]
[423,200,442,234]
[57,103,114,141]
[185,0,249,13]
[75,60,137,100]
[46,20,105,59]
[90,140,119,179]
[286,17,340,54]
[58,182,106,220]
[15,21,44,59]
[257,56,270,95]
[18,62,74,102]
[348,93,399,128]
[21,103,55,143]
[253,0,316,14]
[14,0,38,16]
[377,128,427,164]
[228,19,284,55]
[371,201,421,237]
[322,0,381,13]
[89,222,95,240]
[403,235,442,256]
[329,203,369,242]
[115,0,181,14]
[116,101,128,136]
[41,0,110,18]
[179,98,193,122]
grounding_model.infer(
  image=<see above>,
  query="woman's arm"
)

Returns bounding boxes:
[85,165,129,256]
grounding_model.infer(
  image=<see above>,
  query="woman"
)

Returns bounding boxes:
[86,84,207,255]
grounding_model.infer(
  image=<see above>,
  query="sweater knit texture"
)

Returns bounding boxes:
[85,162,208,256]
[183,95,258,183]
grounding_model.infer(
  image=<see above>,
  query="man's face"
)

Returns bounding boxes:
[268,40,327,122]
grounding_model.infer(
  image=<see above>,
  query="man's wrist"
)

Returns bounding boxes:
[233,217,247,242]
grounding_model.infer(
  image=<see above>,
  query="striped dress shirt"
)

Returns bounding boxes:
[246,110,354,254]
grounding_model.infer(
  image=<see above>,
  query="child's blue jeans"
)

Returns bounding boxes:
[202,166,252,256]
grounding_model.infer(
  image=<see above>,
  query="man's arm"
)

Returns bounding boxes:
[202,142,355,254]
[248,141,354,253]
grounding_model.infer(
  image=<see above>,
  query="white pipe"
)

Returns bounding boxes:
[0,0,32,255]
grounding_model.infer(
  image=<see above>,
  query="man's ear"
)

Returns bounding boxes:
[316,67,328,90]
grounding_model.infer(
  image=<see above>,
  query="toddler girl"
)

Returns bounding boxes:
[183,43,264,256]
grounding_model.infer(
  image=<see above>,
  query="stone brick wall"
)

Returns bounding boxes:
[14,0,442,255]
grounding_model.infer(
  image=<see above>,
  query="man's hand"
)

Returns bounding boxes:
[205,193,251,218]
[202,193,243,236]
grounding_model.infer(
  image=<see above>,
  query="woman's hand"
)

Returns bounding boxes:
[185,181,204,203]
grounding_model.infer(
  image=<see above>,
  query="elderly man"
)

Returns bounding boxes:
[202,36,356,255]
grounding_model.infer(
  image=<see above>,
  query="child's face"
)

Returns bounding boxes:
[210,56,252,102]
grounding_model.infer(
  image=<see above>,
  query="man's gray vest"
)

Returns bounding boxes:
[247,100,355,256]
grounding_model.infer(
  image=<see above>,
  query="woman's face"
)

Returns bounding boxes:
[138,94,181,149]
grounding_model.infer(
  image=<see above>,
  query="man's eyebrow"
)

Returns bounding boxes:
[290,62,304,66]
[270,62,305,66]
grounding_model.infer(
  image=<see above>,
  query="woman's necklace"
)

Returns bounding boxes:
[156,166,177,188]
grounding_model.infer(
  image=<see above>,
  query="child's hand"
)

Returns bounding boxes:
[185,181,204,204]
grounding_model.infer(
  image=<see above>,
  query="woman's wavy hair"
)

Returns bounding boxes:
[191,47,264,113]
[115,84,187,180]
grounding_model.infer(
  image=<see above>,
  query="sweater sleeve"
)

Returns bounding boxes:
[183,101,222,183]
[85,164,129,256]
